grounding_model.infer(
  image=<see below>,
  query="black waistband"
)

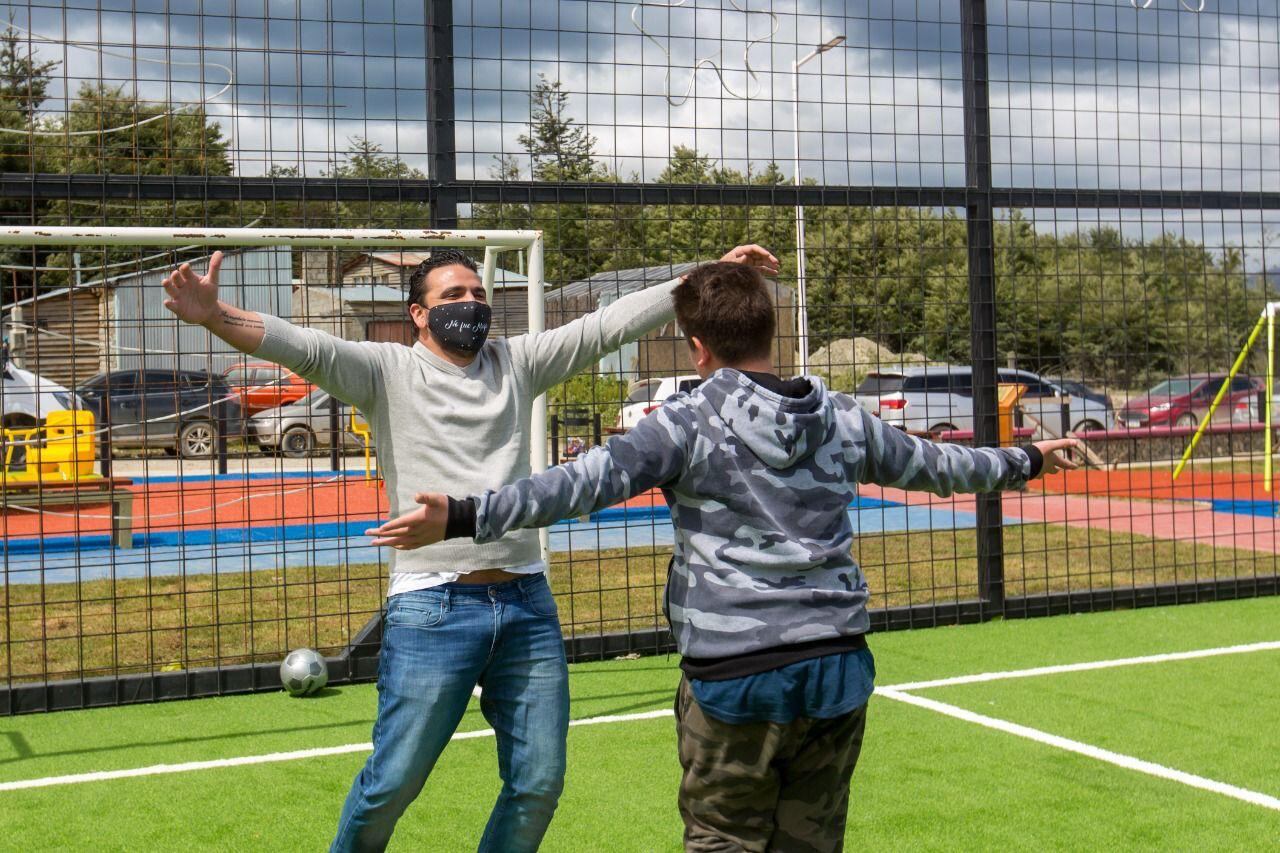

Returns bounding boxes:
[680,633,869,681]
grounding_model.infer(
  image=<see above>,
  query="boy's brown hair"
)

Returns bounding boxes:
[673,262,776,364]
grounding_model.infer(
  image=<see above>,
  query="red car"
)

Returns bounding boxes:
[223,361,315,415]
[1117,373,1261,429]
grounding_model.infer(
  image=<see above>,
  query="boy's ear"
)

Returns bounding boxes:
[689,336,713,370]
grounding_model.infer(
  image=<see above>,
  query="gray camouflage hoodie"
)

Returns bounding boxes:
[471,368,1033,660]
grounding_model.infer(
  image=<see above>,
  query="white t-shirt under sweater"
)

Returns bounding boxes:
[253,279,679,593]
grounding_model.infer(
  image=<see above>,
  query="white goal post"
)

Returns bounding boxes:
[0,225,550,552]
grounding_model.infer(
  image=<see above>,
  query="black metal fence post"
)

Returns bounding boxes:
[426,0,457,229]
[98,409,112,479]
[216,407,228,476]
[329,401,341,472]
[961,0,1004,614]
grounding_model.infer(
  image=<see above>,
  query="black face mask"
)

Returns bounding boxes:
[427,301,492,355]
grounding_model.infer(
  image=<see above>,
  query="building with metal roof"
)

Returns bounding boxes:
[1,247,292,388]
[547,263,798,380]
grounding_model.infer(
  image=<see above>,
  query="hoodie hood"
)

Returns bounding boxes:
[696,368,833,469]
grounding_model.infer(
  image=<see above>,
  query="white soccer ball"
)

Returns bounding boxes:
[280,648,329,697]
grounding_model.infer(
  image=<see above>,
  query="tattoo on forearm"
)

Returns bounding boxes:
[219,309,264,331]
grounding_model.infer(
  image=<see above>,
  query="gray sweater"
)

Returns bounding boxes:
[253,280,679,574]
[471,369,1033,659]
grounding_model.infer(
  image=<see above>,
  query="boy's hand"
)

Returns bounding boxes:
[162,250,224,327]
[719,244,780,277]
[1032,438,1081,477]
[367,492,449,549]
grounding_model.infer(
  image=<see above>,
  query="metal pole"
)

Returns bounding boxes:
[960,0,1004,613]
[1266,306,1274,492]
[788,38,843,376]
[328,398,341,472]
[99,408,113,478]
[1173,308,1268,480]
[792,61,809,375]
[216,405,228,476]
[481,246,497,302]
[526,236,549,561]
[426,0,458,230]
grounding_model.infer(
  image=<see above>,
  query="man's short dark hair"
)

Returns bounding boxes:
[406,248,480,308]
[673,262,775,364]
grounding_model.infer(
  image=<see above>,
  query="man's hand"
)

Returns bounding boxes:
[163,249,266,352]
[367,492,450,550]
[1032,438,1081,477]
[719,244,780,277]
[162,250,224,327]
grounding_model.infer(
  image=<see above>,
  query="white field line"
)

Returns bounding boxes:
[2,641,1276,795]
[0,709,674,793]
[878,687,1280,812]
[883,640,1280,692]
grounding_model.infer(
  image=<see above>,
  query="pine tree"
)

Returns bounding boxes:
[518,75,603,183]
[0,24,57,129]
[0,25,58,300]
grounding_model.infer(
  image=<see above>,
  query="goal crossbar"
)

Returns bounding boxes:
[0,225,550,555]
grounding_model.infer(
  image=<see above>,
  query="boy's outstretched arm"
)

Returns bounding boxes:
[367,406,691,549]
[845,398,1079,495]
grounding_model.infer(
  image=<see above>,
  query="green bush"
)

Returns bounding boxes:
[548,373,631,433]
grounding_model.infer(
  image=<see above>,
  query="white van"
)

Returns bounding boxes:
[1,362,82,428]
[616,374,702,429]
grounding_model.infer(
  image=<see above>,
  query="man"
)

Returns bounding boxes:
[372,260,1078,851]
[161,243,778,852]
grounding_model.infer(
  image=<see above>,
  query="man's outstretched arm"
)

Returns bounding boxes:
[163,250,384,411]
[516,245,780,395]
[366,404,691,550]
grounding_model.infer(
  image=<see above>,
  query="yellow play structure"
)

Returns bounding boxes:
[350,407,378,482]
[1174,302,1278,492]
[2,409,100,482]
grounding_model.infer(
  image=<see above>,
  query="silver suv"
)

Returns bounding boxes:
[248,389,364,457]
[852,366,1114,436]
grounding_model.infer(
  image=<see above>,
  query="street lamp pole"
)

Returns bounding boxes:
[792,35,844,375]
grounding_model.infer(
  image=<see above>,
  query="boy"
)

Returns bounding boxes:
[369,262,1078,851]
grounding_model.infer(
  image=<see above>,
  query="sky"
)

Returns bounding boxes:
[1,0,1277,265]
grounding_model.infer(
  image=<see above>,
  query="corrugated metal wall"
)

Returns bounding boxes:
[112,248,293,375]
[18,289,106,388]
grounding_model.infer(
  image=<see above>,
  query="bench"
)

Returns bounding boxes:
[0,478,136,549]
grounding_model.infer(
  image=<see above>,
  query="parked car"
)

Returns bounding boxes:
[616,374,702,429]
[1,363,82,428]
[1117,374,1260,429]
[248,389,364,457]
[1057,380,1114,411]
[223,361,314,415]
[76,369,243,458]
[852,366,1114,436]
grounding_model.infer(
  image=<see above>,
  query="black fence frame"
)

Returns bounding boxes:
[2,0,1278,713]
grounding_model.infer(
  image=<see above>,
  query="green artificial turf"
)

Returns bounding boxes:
[0,598,1276,851]
[919,652,1280,798]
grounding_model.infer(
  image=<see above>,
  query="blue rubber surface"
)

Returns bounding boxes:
[0,498,1007,585]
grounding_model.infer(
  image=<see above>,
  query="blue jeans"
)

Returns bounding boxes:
[331,573,570,853]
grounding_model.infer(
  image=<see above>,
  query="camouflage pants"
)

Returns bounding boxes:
[674,676,868,853]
